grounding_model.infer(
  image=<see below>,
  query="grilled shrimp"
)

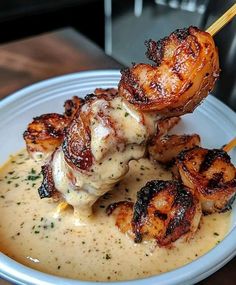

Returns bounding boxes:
[64,96,84,118]
[119,26,219,116]
[176,147,236,214]
[23,113,70,160]
[24,97,82,160]
[107,180,201,246]
[24,89,117,161]
[148,134,200,164]
[155,117,180,139]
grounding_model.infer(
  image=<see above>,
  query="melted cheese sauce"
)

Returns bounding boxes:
[0,150,230,281]
[52,97,157,217]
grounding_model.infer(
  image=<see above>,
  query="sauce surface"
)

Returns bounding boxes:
[0,150,230,281]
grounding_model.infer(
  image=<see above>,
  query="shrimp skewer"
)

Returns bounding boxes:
[177,146,236,214]
[107,180,201,246]
[119,27,219,116]
[107,139,236,244]
[24,27,220,218]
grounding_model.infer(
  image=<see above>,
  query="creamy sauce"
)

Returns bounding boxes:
[53,97,157,217]
[0,150,230,281]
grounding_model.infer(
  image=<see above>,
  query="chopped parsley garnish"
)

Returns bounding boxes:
[27,175,41,181]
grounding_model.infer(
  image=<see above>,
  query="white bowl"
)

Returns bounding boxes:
[0,70,236,285]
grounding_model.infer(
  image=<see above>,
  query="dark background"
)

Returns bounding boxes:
[0,0,105,47]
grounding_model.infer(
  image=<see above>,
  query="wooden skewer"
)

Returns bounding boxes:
[206,3,236,36]
[223,137,236,152]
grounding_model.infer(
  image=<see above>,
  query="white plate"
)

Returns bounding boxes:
[0,70,236,285]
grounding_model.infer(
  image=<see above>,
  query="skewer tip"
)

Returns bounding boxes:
[206,3,236,36]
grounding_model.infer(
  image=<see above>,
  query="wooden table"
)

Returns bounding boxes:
[0,27,122,100]
[0,27,235,285]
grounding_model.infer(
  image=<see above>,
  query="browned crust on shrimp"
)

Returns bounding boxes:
[177,147,236,213]
[23,113,69,157]
[62,92,119,171]
[38,156,60,199]
[155,117,180,138]
[118,26,219,115]
[148,134,200,164]
[94,88,118,96]
[106,201,134,235]
[132,180,201,245]
[64,96,85,118]
[62,109,93,171]
[107,180,201,246]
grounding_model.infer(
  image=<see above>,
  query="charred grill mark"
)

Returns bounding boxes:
[106,201,134,216]
[145,38,165,66]
[177,146,199,162]
[84,93,98,101]
[207,172,224,188]
[120,68,148,103]
[38,161,60,199]
[187,45,197,58]
[149,82,165,96]
[154,210,167,220]
[165,218,190,241]
[172,65,184,81]
[165,188,193,238]
[23,113,67,141]
[133,180,169,224]
[33,113,65,123]
[44,125,61,138]
[132,180,176,243]
[149,82,157,89]
[204,178,236,195]
[199,149,231,173]
[174,27,192,41]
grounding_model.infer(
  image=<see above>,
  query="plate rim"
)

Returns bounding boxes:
[0,69,121,109]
